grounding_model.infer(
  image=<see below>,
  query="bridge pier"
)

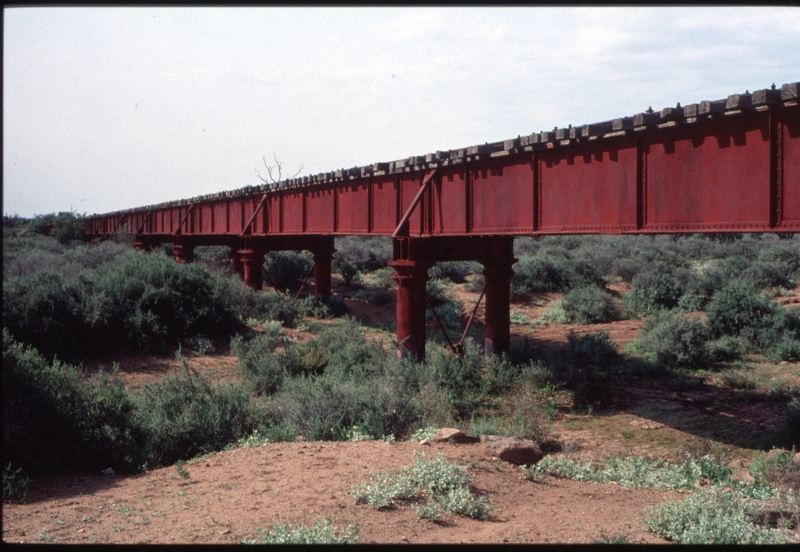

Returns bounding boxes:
[388,259,433,361]
[312,246,335,300]
[482,258,515,358]
[230,249,243,276]
[173,243,195,264]
[239,249,266,289]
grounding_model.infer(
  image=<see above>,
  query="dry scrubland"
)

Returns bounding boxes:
[3,212,800,544]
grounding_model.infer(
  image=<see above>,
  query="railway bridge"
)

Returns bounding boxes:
[86,82,800,360]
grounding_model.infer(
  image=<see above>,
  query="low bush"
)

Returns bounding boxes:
[274,370,420,442]
[3,463,31,504]
[352,451,494,521]
[428,261,478,283]
[50,211,88,244]
[643,487,790,544]
[629,313,711,369]
[243,518,359,545]
[135,356,252,468]
[512,254,604,296]
[426,339,488,418]
[333,236,391,272]
[335,259,359,285]
[706,279,772,339]
[249,290,302,328]
[3,270,86,360]
[564,331,619,373]
[624,267,684,316]
[527,453,734,490]
[3,329,141,476]
[563,286,620,324]
[231,328,284,395]
[425,278,464,329]
[264,251,314,293]
[298,295,347,319]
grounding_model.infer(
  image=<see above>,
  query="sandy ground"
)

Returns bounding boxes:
[3,440,676,545]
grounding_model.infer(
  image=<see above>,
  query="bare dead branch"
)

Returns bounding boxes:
[255,153,304,185]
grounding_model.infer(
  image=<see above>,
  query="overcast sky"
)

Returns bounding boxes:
[4,6,799,218]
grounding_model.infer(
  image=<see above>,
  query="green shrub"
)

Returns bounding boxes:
[428,261,478,283]
[529,453,733,490]
[630,313,711,369]
[335,259,359,285]
[2,330,141,476]
[243,518,359,544]
[775,394,800,449]
[135,359,252,468]
[352,452,494,521]
[27,213,54,236]
[2,270,86,360]
[706,279,772,339]
[275,371,420,442]
[333,236,391,272]
[757,242,800,274]
[50,211,87,244]
[90,251,240,352]
[298,295,347,319]
[265,251,314,292]
[563,286,620,324]
[231,329,284,395]
[425,278,464,329]
[707,336,744,362]
[3,464,31,504]
[426,339,488,417]
[743,261,796,290]
[250,291,302,328]
[643,488,790,544]
[511,255,600,296]
[624,268,684,316]
[564,331,618,372]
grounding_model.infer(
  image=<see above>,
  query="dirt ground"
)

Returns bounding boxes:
[3,278,799,545]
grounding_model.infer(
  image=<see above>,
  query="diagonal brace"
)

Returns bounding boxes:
[392,169,437,238]
[241,193,269,236]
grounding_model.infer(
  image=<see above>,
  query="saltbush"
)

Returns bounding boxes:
[563,286,620,324]
[352,452,494,521]
[644,488,790,544]
[333,236,391,272]
[264,250,314,292]
[243,518,359,545]
[630,313,711,369]
[135,358,252,468]
[3,329,141,476]
[624,267,684,316]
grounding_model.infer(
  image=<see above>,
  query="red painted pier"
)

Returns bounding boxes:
[86,82,800,360]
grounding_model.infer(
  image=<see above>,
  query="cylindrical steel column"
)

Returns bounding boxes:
[482,258,515,358]
[388,259,432,361]
[239,249,266,289]
[230,249,243,277]
[173,243,195,264]
[134,238,152,252]
[312,249,334,300]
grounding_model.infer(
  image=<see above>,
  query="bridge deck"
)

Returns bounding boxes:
[83,82,800,360]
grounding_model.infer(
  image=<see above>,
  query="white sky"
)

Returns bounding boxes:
[4,6,800,217]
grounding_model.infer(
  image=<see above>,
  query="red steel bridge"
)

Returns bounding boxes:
[86,82,800,359]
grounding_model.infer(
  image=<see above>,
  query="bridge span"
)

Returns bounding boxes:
[86,82,800,359]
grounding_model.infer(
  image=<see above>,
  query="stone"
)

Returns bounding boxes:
[767,448,789,461]
[730,469,755,484]
[428,428,481,444]
[481,435,544,466]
